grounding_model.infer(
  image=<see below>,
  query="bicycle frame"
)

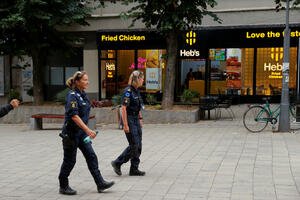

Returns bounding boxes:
[255,103,280,123]
[255,103,295,123]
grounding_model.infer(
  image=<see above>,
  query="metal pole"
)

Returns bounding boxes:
[279,0,290,131]
[296,38,300,122]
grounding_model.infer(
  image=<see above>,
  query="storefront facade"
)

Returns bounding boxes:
[97,31,167,100]
[96,24,300,104]
[179,25,300,103]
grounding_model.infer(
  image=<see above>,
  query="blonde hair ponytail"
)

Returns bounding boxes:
[66,71,87,89]
[128,70,144,88]
[66,77,74,88]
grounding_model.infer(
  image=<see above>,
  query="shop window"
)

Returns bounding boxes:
[101,60,117,98]
[44,48,83,101]
[51,67,64,85]
[256,47,297,96]
[209,49,227,95]
[241,48,254,95]
[209,48,254,96]
[137,49,166,93]
[180,59,205,96]
[100,49,166,99]
[117,50,135,93]
[101,50,115,59]
[46,48,83,86]
[65,67,79,82]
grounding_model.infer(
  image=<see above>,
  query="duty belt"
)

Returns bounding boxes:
[127,110,139,116]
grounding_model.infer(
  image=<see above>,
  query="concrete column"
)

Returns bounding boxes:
[84,48,99,100]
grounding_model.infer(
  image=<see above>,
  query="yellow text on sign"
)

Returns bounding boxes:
[101,35,146,42]
[246,30,300,38]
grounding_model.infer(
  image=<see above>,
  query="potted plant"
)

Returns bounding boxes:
[181,89,200,105]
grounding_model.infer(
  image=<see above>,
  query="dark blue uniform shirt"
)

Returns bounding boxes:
[122,86,143,115]
[65,88,91,125]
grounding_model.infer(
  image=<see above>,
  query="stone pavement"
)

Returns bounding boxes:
[1,120,300,200]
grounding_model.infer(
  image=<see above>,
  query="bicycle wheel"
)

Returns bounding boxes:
[243,105,270,133]
[289,103,296,124]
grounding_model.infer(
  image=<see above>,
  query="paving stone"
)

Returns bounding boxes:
[0,121,300,200]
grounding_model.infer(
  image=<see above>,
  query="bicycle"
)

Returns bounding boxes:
[243,97,296,132]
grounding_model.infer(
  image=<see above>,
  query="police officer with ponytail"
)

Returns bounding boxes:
[111,70,146,176]
[58,71,114,195]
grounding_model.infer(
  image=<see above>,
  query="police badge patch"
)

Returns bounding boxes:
[70,101,77,108]
[124,97,129,104]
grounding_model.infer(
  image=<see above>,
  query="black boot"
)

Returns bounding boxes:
[59,186,77,195]
[111,161,122,176]
[129,169,146,176]
[97,180,115,193]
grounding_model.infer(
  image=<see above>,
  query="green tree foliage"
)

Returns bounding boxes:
[275,0,300,11]
[0,0,111,104]
[121,0,220,108]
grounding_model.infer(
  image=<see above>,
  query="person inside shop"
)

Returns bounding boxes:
[58,71,114,195]
[0,99,19,118]
[111,70,146,176]
[185,68,194,89]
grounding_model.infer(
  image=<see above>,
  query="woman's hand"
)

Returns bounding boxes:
[86,129,97,139]
[139,119,143,127]
[10,99,20,108]
[124,125,130,133]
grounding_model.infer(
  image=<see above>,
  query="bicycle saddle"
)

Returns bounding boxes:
[262,97,272,102]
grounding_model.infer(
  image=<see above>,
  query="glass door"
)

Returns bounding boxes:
[180,59,206,96]
[208,48,227,95]
[100,50,116,99]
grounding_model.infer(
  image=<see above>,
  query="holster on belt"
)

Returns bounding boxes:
[59,121,76,149]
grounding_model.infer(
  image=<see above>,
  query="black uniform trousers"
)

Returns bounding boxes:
[115,115,142,170]
[59,131,104,188]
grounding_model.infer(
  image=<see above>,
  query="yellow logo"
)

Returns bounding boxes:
[270,47,283,62]
[186,31,196,46]
[149,72,155,79]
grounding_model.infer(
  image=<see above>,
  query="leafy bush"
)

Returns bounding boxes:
[55,88,70,104]
[181,89,200,104]
[112,92,122,106]
[8,89,22,102]
[26,87,33,97]
[154,104,162,110]
[146,93,157,105]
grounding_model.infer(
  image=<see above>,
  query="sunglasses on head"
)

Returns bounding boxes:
[74,71,82,80]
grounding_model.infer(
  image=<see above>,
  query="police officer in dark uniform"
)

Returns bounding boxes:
[0,99,19,117]
[111,70,145,176]
[58,71,114,195]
